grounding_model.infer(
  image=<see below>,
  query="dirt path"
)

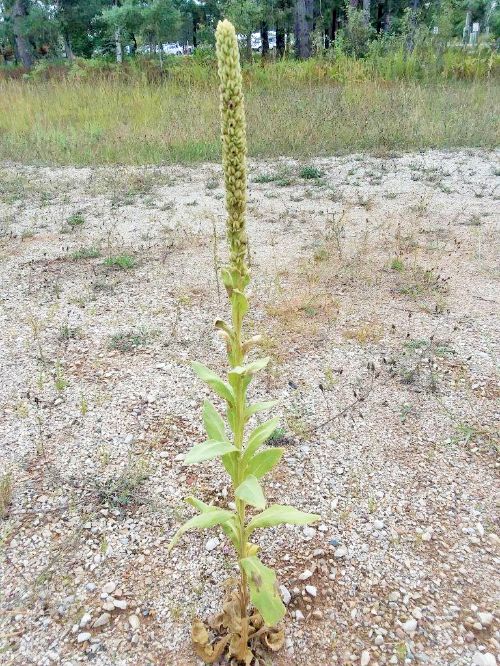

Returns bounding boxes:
[0,150,498,666]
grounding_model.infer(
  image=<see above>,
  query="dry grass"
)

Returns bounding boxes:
[0,78,498,165]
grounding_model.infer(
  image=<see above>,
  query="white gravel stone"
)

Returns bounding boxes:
[472,652,496,666]
[298,569,313,581]
[477,612,493,626]
[305,585,317,597]
[102,582,116,595]
[128,614,140,631]
[402,619,418,634]
[279,585,291,605]
[205,537,219,552]
[361,650,371,666]
[77,632,91,643]
[334,546,348,558]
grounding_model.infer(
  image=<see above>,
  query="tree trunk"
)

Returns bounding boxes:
[350,0,359,7]
[383,0,392,31]
[115,29,123,63]
[260,22,269,58]
[11,0,33,69]
[330,7,338,42]
[294,0,314,59]
[131,33,137,55]
[276,25,285,57]
[63,32,75,60]
[192,16,198,48]
[363,0,371,23]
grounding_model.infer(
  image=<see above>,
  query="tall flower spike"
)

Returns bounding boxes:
[215,19,248,283]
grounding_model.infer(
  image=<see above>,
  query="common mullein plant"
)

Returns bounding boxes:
[169,19,319,664]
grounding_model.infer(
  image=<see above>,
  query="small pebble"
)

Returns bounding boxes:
[102,582,116,595]
[129,614,140,631]
[205,538,219,552]
[77,632,91,643]
[361,650,371,666]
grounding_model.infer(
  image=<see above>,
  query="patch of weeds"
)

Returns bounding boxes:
[390,257,404,272]
[384,191,398,199]
[54,361,68,392]
[93,279,115,293]
[343,323,383,345]
[95,458,149,508]
[104,254,136,270]
[400,403,413,422]
[299,166,323,180]
[0,473,13,519]
[59,324,80,341]
[205,176,220,190]
[275,176,293,187]
[67,212,85,229]
[253,172,276,184]
[395,642,407,661]
[72,246,101,260]
[313,247,329,262]
[108,330,149,352]
[21,228,36,240]
[267,427,289,446]
[450,422,476,446]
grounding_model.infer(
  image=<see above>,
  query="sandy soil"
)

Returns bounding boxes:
[0,150,499,666]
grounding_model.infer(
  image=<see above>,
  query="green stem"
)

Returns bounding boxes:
[231,289,250,647]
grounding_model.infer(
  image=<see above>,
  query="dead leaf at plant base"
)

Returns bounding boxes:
[192,586,285,664]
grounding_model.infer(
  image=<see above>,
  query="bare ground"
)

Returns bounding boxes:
[0,150,499,666]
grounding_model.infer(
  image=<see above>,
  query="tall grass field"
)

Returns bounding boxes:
[0,59,498,165]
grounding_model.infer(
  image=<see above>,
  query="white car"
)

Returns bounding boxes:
[163,43,183,56]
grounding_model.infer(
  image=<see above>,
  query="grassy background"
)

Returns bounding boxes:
[0,77,498,165]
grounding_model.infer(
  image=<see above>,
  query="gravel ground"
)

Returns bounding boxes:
[0,150,499,666]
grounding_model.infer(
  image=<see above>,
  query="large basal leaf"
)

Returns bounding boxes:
[246,447,283,479]
[184,439,238,464]
[240,556,285,627]
[242,417,280,463]
[245,400,279,419]
[247,504,320,532]
[192,361,235,405]
[235,475,266,509]
[203,400,227,441]
[168,507,235,551]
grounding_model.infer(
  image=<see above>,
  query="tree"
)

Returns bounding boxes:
[294,0,313,58]
[9,0,33,67]
[224,0,261,57]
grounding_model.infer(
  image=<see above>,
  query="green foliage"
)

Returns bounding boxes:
[299,165,324,179]
[104,254,136,269]
[71,246,101,260]
[67,211,85,227]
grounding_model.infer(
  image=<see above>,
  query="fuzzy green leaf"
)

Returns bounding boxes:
[247,504,320,532]
[192,361,234,405]
[235,475,266,509]
[184,439,238,464]
[228,357,270,389]
[246,447,283,478]
[168,507,235,551]
[203,400,226,442]
[186,497,240,547]
[240,556,285,626]
[221,450,238,482]
[242,417,281,463]
[245,400,279,418]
